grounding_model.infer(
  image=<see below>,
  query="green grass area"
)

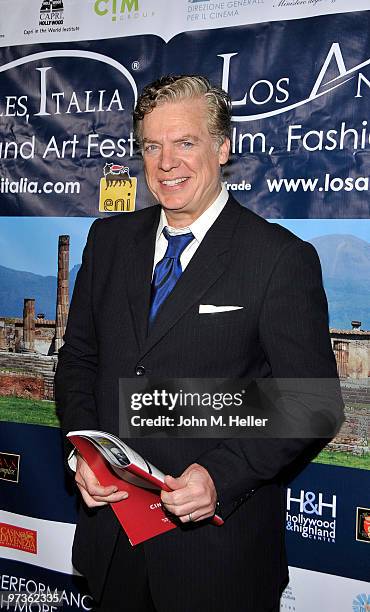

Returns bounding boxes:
[0,396,368,471]
[0,396,59,427]
[313,449,370,470]
[0,367,34,375]
[344,402,370,410]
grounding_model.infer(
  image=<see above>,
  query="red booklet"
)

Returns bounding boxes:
[67,430,223,546]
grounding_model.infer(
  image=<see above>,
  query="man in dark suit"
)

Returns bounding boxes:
[55,75,342,612]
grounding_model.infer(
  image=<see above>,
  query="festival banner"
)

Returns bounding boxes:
[1,11,370,216]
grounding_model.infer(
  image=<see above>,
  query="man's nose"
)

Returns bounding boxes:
[159,145,179,171]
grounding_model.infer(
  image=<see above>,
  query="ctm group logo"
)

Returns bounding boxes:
[352,593,370,612]
[99,163,137,212]
[285,487,337,543]
[0,523,37,555]
[94,0,146,21]
[39,0,64,26]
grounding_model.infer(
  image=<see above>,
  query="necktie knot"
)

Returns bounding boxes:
[162,227,194,259]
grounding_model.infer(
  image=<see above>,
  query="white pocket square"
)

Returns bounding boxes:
[199,305,244,314]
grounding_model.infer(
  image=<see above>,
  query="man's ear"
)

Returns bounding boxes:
[218,138,230,165]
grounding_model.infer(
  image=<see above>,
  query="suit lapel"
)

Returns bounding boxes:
[124,205,160,351]
[139,196,243,359]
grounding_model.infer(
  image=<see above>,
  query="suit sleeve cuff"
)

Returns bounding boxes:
[197,452,254,520]
[67,449,78,472]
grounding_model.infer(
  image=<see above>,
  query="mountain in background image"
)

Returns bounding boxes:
[0,264,79,320]
[0,235,369,330]
[309,234,370,329]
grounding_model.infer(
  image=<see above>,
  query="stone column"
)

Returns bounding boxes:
[23,299,35,352]
[55,235,70,353]
[0,320,7,350]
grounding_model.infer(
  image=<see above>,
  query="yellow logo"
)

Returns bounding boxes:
[99,163,136,213]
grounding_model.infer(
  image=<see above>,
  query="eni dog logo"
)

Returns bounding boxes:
[99,163,137,213]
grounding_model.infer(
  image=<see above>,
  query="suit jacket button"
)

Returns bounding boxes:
[135,365,146,376]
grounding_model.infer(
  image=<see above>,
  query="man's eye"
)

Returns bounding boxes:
[181,141,193,149]
[144,144,158,152]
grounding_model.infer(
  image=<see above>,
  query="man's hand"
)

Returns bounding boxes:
[160,463,217,523]
[75,454,129,508]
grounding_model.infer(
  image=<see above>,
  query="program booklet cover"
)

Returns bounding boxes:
[67,430,223,545]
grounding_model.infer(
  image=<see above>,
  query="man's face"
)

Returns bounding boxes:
[141,97,230,223]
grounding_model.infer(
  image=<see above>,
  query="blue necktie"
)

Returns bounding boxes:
[149,227,194,327]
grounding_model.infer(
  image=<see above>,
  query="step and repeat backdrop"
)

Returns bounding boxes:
[0,1,369,610]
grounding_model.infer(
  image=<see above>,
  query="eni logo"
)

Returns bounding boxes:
[99,163,137,212]
[94,0,138,21]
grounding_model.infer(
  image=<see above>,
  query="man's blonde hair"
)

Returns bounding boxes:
[133,75,232,149]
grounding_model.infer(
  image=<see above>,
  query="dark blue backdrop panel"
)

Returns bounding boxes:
[285,463,369,582]
[0,423,77,524]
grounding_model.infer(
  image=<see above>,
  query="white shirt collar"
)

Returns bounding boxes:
[156,183,229,244]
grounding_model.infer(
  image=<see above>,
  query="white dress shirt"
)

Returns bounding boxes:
[152,183,229,275]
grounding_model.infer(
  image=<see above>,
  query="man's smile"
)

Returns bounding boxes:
[160,177,189,187]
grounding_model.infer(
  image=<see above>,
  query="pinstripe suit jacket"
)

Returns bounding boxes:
[55,195,341,611]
